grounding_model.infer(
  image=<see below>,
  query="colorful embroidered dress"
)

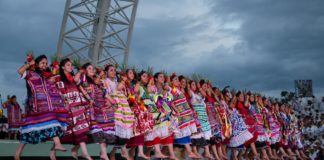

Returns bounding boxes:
[103,78,134,142]
[56,78,90,144]
[154,86,178,145]
[205,95,222,140]
[80,78,115,143]
[218,100,232,142]
[265,108,281,144]
[190,91,212,140]
[277,111,289,147]
[170,87,197,144]
[126,82,154,147]
[139,85,168,145]
[20,71,68,144]
[236,101,257,145]
[228,108,253,147]
[248,103,268,142]
[5,102,22,133]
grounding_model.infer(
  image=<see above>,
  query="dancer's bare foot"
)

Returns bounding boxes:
[194,152,203,159]
[221,154,228,160]
[82,153,93,160]
[262,155,270,160]
[153,153,168,159]
[188,152,198,159]
[204,153,215,160]
[138,153,150,160]
[100,153,109,160]
[282,153,289,158]
[212,153,221,160]
[169,155,179,160]
[54,144,67,152]
[288,152,296,157]
[71,146,79,159]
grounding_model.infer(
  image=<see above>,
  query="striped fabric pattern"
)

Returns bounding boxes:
[249,104,268,142]
[20,71,68,144]
[111,92,135,139]
[172,88,197,139]
[6,102,22,132]
[266,111,281,144]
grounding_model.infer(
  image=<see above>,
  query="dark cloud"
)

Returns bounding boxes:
[0,0,323,102]
[0,0,64,63]
[198,0,324,95]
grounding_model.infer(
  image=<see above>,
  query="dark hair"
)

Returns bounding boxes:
[59,58,73,84]
[81,62,94,84]
[82,62,92,70]
[138,70,147,82]
[34,54,51,75]
[104,64,114,72]
[236,91,242,97]
[154,72,164,83]
[189,80,197,92]
[170,74,177,81]
[126,69,137,84]
[199,79,206,87]
[10,95,16,99]
[189,80,195,85]
[179,75,186,82]
[35,54,47,65]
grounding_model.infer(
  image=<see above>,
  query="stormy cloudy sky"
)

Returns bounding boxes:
[0,0,323,104]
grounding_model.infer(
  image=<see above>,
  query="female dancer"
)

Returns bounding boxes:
[16,55,68,160]
[234,91,260,159]
[153,72,178,160]
[2,95,22,140]
[201,83,223,160]
[248,94,269,160]
[226,91,254,160]
[135,71,167,159]
[217,89,232,159]
[264,99,282,159]
[50,58,92,160]
[273,103,290,158]
[103,65,134,160]
[169,74,198,159]
[188,80,213,159]
[76,63,115,160]
[125,69,153,160]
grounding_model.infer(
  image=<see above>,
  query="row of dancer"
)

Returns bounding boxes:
[13,54,307,160]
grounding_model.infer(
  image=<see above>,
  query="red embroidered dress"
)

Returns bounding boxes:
[57,77,91,144]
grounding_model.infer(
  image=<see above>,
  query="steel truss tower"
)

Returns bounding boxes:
[56,0,138,67]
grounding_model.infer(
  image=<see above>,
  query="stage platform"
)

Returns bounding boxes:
[0,139,126,159]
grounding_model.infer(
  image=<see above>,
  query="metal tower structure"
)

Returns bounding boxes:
[56,0,138,67]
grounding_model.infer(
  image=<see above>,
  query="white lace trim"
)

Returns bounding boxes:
[175,124,197,139]
[145,125,169,141]
[115,124,134,139]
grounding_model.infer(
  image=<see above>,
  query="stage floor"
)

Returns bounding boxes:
[0,139,124,159]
